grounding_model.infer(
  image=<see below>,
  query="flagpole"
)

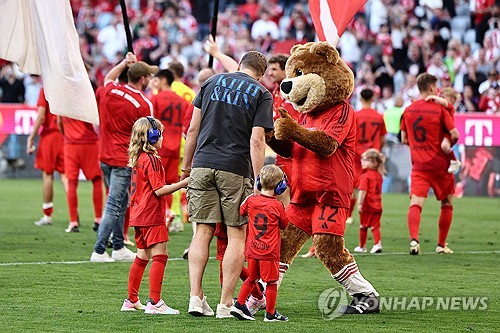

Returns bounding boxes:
[208,0,220,68]
[119,0,134,53]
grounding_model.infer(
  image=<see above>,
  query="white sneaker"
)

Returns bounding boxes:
[410,240,421,255]
[448,160,461,174]
[216,303,233,318]
[353,246,367,253]
[188,295,214,316]
[346,217,354,225]
[370,243,383,254]
[34,216,52,226]
[111,247,136,262]
[436,244,454,254]
[121,298,146,311]
[246,295,266,315]
[145,299,180,315]
[90,251,115,263]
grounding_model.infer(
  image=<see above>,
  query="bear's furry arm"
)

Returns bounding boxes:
[290,126,338,158]
[265,130,293,158]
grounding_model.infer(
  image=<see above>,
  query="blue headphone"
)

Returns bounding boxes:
[256,169,288,195]
[146,116,160,144]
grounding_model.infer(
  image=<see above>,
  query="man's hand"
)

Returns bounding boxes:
[125,52,137,67]
[26,137,35,154]
[203,35,218,56]
[274,107,297,140]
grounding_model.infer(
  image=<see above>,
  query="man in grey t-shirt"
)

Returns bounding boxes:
[181,51,273,318]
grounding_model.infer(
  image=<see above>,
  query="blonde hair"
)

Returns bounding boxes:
[362,148,386,175]
[439,87,459,104]
[259,165,285,191]
[128,117,162,168]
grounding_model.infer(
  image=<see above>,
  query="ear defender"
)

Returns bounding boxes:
[146,116,160,144]
[256,170,288,195]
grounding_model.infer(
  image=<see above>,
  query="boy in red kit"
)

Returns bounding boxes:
[401,73,459,255]
[27,88,68,226]
[354,149,385,254]
[59,115,103,233]
[425,87,461,174]
[121,117,189,314]
[230,165,289,322]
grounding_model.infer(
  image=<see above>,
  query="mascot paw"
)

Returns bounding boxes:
[274,107,297,141]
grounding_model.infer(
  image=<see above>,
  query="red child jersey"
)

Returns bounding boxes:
[401,99,456,172]
[99,82,153,167]
[240,194,288,261]
[152,90,191,157]
[354,108,387,156]
[61,117,98,145]
[358,169,383,212]
[290,102,356,208]
[129,153,166,227]
[37,89,59,136]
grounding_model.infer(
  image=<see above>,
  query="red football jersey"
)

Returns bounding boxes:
[354,107,387,156]
[37,89,59,136]
[358,169,383,212]
[129,153,166,227]
[290,102,356,208]
[60,117,98,145]
[272,85,300,121]
[240,194,288,261]
[400,99,456,171]
[152,90,191,157]
[99,82,153,167]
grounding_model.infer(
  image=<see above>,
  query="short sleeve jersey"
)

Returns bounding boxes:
[290,102,356,208]
[358,169,383,212]
[240,194,289,261]
[61,117,98,145]
[400,99,456,171]
[99,82,153,167]
[171,81,196,103]
[129,153,166,227]
[37,89,59,136]
[152,90,191,157]
[355,108,387,156]
[272,84,300,121]
[192,72,274,178]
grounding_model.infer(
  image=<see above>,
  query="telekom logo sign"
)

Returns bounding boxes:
[464,119,493,146]
[14,110,38,135]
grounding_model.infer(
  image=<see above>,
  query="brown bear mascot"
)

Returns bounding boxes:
[266,42,380,314]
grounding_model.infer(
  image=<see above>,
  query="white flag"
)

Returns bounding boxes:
[0,0,99,125]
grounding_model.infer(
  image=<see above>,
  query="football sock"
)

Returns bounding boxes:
[237,279,255,305]
[438,205,453,247]
[66,179,79,223]
[149,254,168,304]
[372,227,381,245]
[408,205,422,241]
[276,262,289,290]
[265,283,277,314]
[92,177,103,221]
[42,202,53,217]
[348,197,356,218]
[240,266,249,281]
[128,256,149,303]
[333,262,378,296]
[123,208,130,240]
[359,227,368,248]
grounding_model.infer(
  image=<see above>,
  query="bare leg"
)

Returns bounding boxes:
[188,223,215,298]
[220,224,246,307]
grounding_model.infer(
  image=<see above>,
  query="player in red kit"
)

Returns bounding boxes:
[27,88,68,226]
[400,73,459,255]
[59,115,103,233]
[121,117,188,314]
[230,165,289,322]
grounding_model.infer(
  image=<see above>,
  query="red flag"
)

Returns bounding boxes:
[309,0,367,47]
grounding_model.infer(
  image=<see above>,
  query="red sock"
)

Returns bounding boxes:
[372,227,381,244]
[266,283,278,314]
[123,208,130,239]
[66,179,79,222]
[92,177,103,220]
[348,197,356,217]
[438,205,453,247]
[237,279,255,305]
[42,203,53,217]
[359,227,368,248]
[240,266,249,281]
[149,254,168,304]
[128,257,149,303]
[408,205,422,241]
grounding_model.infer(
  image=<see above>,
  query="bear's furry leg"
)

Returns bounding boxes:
[277,223,310,289]
[313,234,378,297]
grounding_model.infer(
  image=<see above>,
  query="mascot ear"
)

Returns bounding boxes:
[310,42,339,64]
[290,43,303,55]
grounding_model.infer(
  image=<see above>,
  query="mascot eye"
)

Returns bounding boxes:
[295,68,303,76]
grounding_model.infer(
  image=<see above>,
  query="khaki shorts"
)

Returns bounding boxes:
[187,168,253,227]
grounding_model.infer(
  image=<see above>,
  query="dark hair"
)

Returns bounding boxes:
[118,68,129,83]
[156,69,175,86]
[416,73,438,93]
[360,88,375,101]
[168,60,184,78]
[239,51,268,77]
[268,54,289,71]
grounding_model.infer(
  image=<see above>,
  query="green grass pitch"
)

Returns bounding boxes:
[0,178,498,332]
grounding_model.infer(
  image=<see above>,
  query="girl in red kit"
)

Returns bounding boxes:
[354,149,385,254]
[121,117,188,315]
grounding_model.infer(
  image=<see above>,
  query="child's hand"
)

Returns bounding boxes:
[425,95,438,102]
[182,177,190,188]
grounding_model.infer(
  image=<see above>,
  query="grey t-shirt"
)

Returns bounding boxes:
[192,72,273,178]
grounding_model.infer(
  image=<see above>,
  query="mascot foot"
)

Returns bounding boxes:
[339,293,380,314]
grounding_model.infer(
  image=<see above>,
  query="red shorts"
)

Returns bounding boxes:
[286,201,348,236]
[353,154,362,188]
[160,156,180,184]
[359,211,382,229]
[34,131,64,174]
[134,224,169,249]
[215,223,228,261]
[410,170,455,201]
[247,257,279,283]
[63,143,101,180]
